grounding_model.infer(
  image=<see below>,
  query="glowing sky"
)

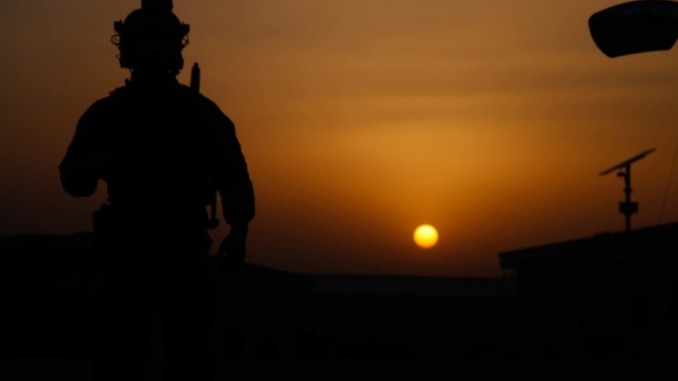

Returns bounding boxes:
[1,0,678,276]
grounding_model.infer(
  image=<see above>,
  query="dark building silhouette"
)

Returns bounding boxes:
[499,222,678,361]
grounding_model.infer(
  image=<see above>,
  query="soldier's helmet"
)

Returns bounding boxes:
[112,0,190,74]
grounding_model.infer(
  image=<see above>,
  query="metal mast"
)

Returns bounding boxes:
[600,148,656,232]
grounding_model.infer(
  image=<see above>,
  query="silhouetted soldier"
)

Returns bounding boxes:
[59,1,254,380]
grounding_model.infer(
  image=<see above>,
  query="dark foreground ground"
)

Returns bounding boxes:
[3,233,678,379]
[4,284,677,380]
[1,354,676,381]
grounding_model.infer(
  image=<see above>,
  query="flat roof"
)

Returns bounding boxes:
[499,222,678,269]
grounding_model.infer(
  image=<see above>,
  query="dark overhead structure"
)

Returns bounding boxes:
[589,0,678,57]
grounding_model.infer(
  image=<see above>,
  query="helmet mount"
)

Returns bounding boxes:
[141,0,174,13]
[112,0,190,75]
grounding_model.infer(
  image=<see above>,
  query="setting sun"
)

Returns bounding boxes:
[413,224,439,249]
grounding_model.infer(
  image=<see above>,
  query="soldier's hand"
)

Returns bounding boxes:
[218,226,247,273]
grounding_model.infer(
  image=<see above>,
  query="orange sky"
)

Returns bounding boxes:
[1,0,678,276]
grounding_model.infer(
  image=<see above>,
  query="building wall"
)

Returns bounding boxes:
[511,262,678,359]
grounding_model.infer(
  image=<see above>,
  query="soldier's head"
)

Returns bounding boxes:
[112,0,190,76]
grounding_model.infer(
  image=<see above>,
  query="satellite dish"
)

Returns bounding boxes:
[600,148,656,232]
[589,1,678,57]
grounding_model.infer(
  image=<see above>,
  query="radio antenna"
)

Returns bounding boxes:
[600,148,656,232]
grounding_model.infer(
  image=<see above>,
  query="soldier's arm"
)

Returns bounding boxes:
[59,99,114,197]
[197,95,255,226]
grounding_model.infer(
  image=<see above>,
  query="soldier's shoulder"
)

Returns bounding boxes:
[80,88,126,118]
[191,92,235,126]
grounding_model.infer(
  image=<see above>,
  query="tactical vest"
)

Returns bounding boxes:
[96,82,215,239]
